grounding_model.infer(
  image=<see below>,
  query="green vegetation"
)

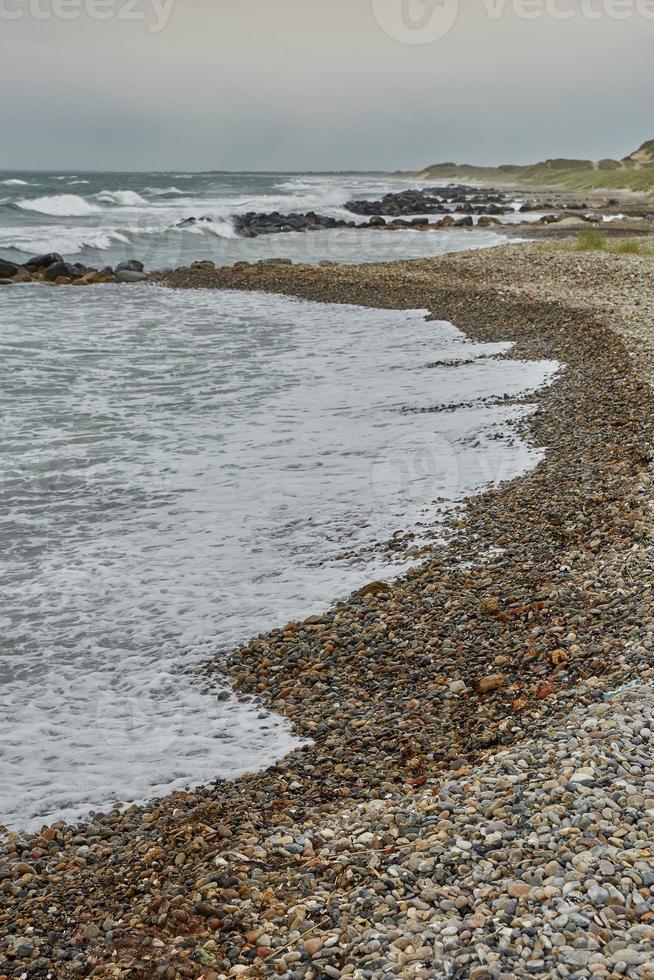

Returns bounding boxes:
[421,161,654,195]
[560,231,654,256]
[419,140,654,196]
[575,229,608,251]
[613,238,654,255]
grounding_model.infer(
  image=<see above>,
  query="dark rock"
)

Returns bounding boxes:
[116,269,148,283]
[0,259,19,278]
[44,261,75,282]
[176,216,213,228]
[116,260,145,274]
[22,252,63,270]
[344,185,514,219]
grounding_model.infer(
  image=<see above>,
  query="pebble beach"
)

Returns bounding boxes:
[3,241,654,978]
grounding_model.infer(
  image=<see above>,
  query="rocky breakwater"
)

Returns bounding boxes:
[0,253,149,286]
[177,208,501,236]
[234,211,359,237]
[344,185,512,218]
[175,186,516,239]
[177,212,359,237]
[172,188,650,243]
[518,197,625,213]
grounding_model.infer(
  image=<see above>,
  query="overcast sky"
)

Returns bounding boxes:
[1,0,653,171]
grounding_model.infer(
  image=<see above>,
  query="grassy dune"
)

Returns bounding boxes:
[420,141,654,196]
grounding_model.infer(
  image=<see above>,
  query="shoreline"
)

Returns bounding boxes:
[3,243,654,977]
[1,180,652,288]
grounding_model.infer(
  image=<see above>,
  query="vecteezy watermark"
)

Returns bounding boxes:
[371,0,461,44]
[372,0,654,44]
[0,0,175,31]
[369,437,461,507]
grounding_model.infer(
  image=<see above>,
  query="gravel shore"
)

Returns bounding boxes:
[2,243,654,978]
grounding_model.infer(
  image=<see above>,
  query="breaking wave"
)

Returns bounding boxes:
[15,194,102,217]
[145,186,186,196]
[0,226,131,254]
[95,190,149,207]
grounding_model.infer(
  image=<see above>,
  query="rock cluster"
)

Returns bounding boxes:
[519,200,595,213]
[0,253,148,286]
[177,213,357,236]
[175,187,514,239]
[344,186,512,217]
[234,211,357,236]
[519,199,626,213]
[178,207,502,238]
[174,187,654,242]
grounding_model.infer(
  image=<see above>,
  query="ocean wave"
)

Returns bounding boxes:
[226,186,357,222]
[200,218,237,239]
[1,178,31,187]
[274,178,325,191]
[0,225,132,255]
[145,186,185,196]
[95,190,149,207]
[15,194,102,217]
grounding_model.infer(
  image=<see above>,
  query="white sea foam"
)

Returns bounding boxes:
[197,217,238,239]
[145,185,186,196]
[1,178,30,186]
[95,190,149,206]
[0,284,558,831]
[205,180,361,224]
[0,226,130,255]
[15,194,102,217]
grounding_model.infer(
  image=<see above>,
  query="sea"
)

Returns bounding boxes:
[0,171,558,831]
[0,169,536,269]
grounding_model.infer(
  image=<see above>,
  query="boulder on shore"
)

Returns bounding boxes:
[23,252,63,270]
[116,269,148,283]
[116,259,145,274]
[0,259,19,278]
[0,252,147,285]
[553,216,588,229]
[44,261,76,282]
